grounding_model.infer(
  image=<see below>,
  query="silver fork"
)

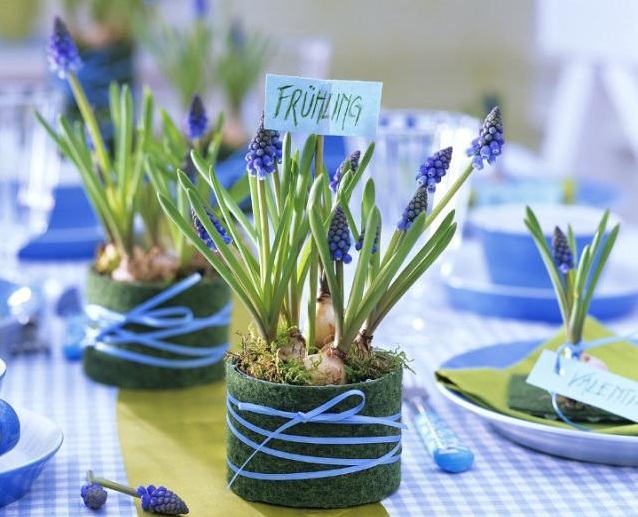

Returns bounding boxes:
[403,373,474,473]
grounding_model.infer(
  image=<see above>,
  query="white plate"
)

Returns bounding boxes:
[0,406,64,507]
[437,340,638,466]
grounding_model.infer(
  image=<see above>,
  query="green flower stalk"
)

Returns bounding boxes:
[158,109,503,384]
[524,207,620,345]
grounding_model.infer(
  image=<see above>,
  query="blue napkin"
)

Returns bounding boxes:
[18,185,102,261]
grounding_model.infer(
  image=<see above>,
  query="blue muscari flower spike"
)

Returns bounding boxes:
[47,17,82,79]
[229,19,246,50]
[355,225,380,254]
[465,106,504,170]
[245,115,283,179]
[192,208,232,250]
[81,483,107,510]
[330,150,360,193]
[137,485,189,515]
[328,206,352,264]
[397,186,428,231]
[193,0,208,18]
[416,147,453,193]
[553,226,574,274]
[186,95,208,141]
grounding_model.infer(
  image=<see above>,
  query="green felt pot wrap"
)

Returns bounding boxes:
[226,362,403,508]
[83,270,230,389]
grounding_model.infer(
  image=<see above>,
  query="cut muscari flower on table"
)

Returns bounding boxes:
[82,471,189,515]
[81,483,107,510]
[416,146,453,193]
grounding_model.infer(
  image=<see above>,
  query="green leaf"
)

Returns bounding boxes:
[158,192,268,339]
[308,177,343,344]
[344,207,380,331]
[524,206,569,325]
[199,168,260,278]
[186,187,263,308]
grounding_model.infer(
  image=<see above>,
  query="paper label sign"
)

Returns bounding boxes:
[526,350,638,423]
[264,74,383,137]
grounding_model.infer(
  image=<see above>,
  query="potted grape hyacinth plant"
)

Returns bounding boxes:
[157,107,504,507]
[525,208,620,411]
[40,17,235,389]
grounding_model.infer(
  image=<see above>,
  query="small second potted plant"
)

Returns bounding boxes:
[524,207,620,420]
[158,106,504,507]
[41,18,236,389]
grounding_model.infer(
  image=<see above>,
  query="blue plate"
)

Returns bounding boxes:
[0,406,63,507]
[441,241,638,322]
[437,341,638,466]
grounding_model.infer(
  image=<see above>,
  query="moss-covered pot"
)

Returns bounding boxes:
[83,270,230,389]
[226,362,403,508]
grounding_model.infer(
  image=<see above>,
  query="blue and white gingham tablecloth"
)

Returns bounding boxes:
[2,262,637,516]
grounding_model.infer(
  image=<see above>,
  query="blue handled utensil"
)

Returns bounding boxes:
[404,376,474,473]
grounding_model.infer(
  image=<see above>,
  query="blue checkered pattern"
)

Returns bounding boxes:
[2,263,637,516]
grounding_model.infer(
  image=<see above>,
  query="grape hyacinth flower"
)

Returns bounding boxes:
[47,17,82,79]
[328,207,352,264]
[397,186,428,231]
[416,147,453,193]
[81,471,190,516]
[355,225,380,254]
[245,116,283,179]
[192,208,232,250]
[330,150,361,193]
[137,485,190,515]
[186,95,208,141]
[193,0,209,18]
[553,226,574,273]
[465,106,504,170]
[229,19,247,50]
[81,483,107,510]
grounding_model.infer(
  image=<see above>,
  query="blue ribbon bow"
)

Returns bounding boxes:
[226,388,406,486]
[80,273,231,369]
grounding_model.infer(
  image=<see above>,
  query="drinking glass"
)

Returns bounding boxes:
[0,87,61,271]
[347,110,479,251]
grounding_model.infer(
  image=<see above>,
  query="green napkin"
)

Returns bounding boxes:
[507,375,627,423]
[435,317,638,435]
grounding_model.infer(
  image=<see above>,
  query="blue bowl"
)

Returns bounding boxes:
[0,407,63,508]
[470,204,618,289]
